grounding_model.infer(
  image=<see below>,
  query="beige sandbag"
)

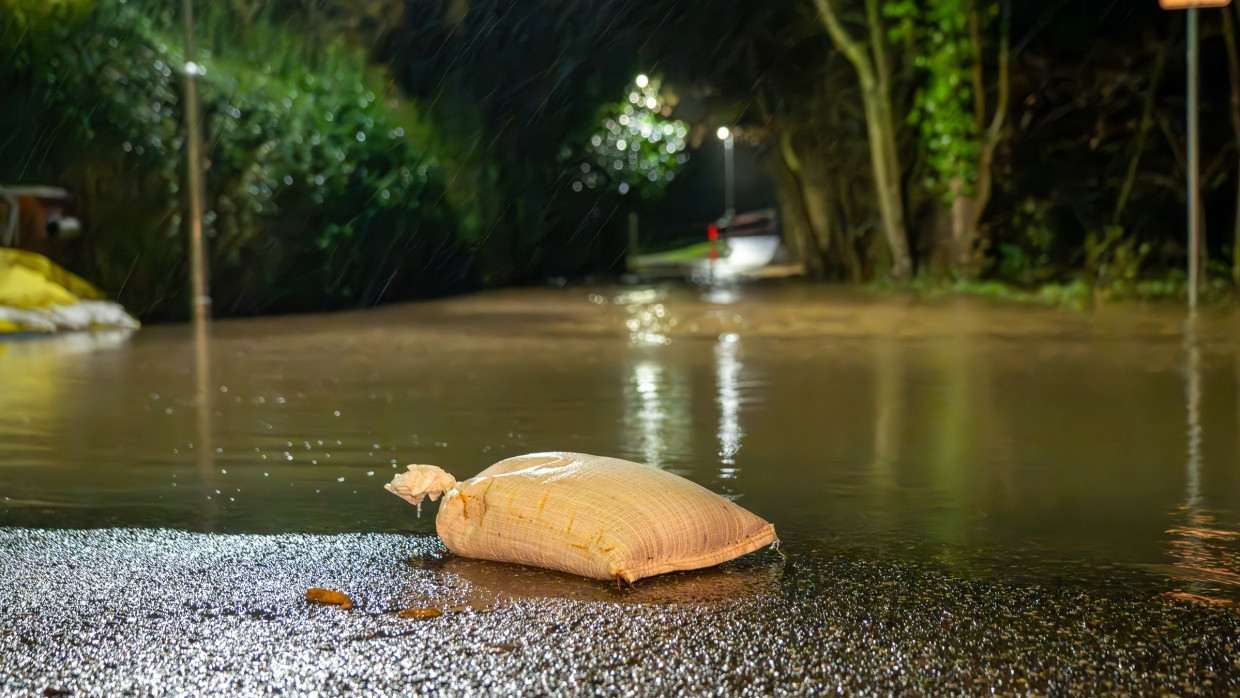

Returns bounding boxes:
[385,452,777,583]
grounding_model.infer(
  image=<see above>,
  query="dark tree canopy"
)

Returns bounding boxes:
[2,0,1240,317]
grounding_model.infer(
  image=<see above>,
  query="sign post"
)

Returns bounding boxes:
[1160,0,1231,312]
[1188,5,1201,312]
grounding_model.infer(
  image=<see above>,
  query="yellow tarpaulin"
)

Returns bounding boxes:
[0,249,137,333]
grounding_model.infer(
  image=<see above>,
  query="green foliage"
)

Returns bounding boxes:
[0,0,465,318]
[1,0,194,314]
[1082,226,1149,287]
[886,0,986,197]
[0,0,92,31]
[982,4,1225,295]
[569,75,689,199]
[4,0,1237,309]
[381,0,672,279]
[990,198,1054,284]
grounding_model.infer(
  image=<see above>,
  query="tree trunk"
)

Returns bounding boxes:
[773,141,831,277]
[947,0,1010,279]
[871,84,914,280]
[949,177,979,273]
[755,83,837,279]
[802,177,849,277]
[773,132,863,281]
[814,0,913,280]
[833,170,867,280]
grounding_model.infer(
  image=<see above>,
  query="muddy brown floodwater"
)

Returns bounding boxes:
[2,282,1239,695]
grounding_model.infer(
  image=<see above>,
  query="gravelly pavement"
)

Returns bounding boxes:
[1,528,1237,697]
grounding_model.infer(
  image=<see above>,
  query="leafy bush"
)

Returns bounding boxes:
[0,0,469,319]
[568,75,689,199]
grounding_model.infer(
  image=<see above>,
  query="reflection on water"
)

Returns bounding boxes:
[622,359,691,470]
[1160,320,1238,604]
[429,554,781,606]
[1184,320,1203,513]
[0,329,134,357]
[193,313,217,528]
[714,333,743,470]
[1164,510,1240,604]
[870,336,903,490]
[2,285,1240,599]
[702,283,740,306]
[614,287,675,346]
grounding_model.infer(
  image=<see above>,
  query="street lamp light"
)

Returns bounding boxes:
[716,126,735,220]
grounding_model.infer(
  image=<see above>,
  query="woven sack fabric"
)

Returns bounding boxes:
[386,451,777,583]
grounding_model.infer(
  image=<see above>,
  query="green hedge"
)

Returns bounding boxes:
[0,0,470,319]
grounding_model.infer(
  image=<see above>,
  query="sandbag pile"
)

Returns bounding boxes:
[0,249,138,333]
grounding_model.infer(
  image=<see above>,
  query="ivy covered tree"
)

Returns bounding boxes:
[888,0,1010,279]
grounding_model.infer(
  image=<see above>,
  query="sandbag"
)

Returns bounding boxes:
[386,452,777,583]
[0,249,138,333]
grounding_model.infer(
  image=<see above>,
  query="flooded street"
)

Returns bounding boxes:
[2,283,1240,694]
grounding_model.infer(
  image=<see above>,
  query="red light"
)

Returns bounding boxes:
[707,224,719,242]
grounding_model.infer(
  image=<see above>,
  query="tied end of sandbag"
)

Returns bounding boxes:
[384,464,458,517]
[770,537,785,559]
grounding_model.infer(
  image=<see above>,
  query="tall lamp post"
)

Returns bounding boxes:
[716,126,735,222]
[181,0,210,321]
[182,0,216,514]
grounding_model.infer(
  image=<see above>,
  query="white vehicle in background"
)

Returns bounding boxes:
[627,208,801,281]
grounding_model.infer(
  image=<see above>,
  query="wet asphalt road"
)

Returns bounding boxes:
[1,528,1238,697]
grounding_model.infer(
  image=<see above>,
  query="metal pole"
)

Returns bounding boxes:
[1187,7,1201,313]
[182,0,215,525]
[182,0,210,322]
[626,211,639,269]
[723,133,736,219]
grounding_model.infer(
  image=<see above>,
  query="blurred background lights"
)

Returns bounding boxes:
[571,73,688,197]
